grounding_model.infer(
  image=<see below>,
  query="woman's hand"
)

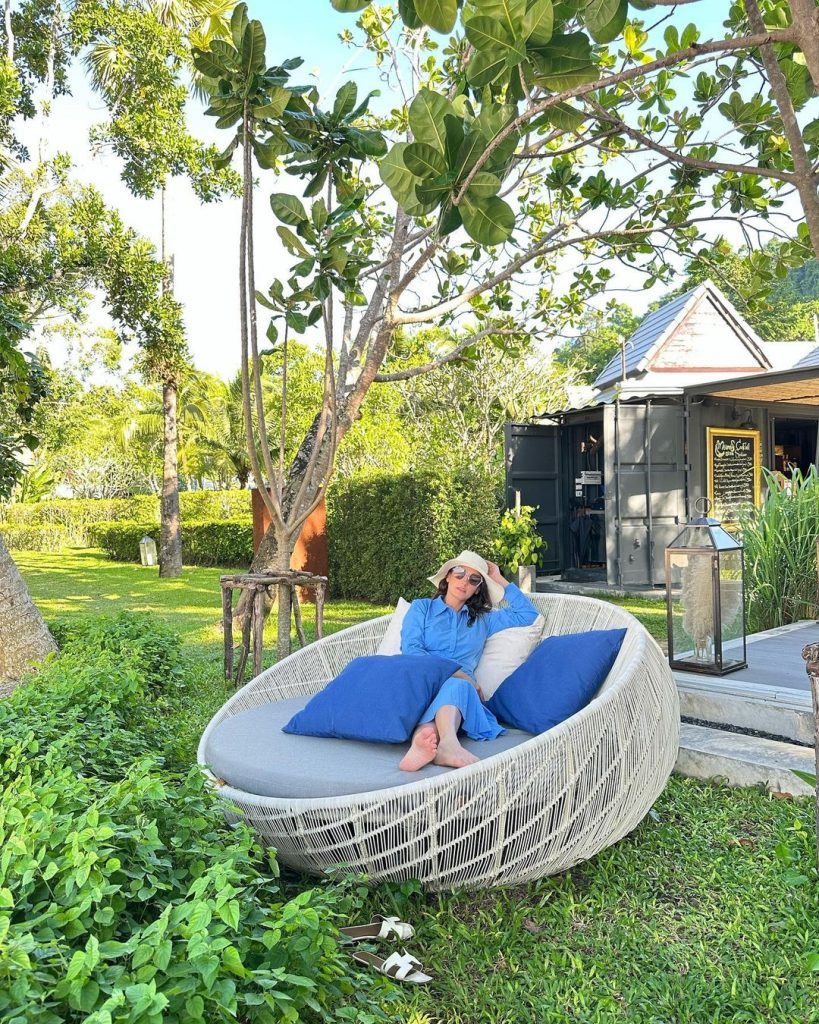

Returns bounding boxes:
[485,560,509,589]
[454,669,484,701]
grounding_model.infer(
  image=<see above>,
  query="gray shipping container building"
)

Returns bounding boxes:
[506,282,819,587]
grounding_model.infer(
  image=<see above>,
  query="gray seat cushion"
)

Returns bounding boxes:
[203,697,534,799]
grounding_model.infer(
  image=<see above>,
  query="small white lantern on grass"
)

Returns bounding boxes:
[139,535,158,567]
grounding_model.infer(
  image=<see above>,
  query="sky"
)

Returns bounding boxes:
[25,1,740,380]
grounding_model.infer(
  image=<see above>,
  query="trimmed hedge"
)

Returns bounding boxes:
[90,518,254,567]
[0,523,70,551]
[0,491,251,545]
[327,468,502,603]
[0,614,390,1023]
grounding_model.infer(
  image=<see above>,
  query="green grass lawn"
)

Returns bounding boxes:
[13,549,819,1023]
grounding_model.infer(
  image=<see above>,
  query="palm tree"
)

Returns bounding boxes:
[85,0,234,575]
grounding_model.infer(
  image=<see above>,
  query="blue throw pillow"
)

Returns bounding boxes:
[486,629,626,734]
[282,654,460,743]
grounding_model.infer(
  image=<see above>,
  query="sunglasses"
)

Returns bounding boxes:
[449,566,483,586]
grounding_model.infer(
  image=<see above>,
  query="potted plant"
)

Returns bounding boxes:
[491,504,545,593]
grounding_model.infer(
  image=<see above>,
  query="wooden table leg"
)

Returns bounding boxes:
[315,582,325,639]
[292,585,307,647]
[222,584,234,682]
[252,585,265,678]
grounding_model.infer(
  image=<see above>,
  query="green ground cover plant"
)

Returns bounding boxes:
[0,613,394,1024]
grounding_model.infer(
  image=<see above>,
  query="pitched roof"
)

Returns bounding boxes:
[794,344,819,368]
[593,281,770,389]
[594,287,698,388]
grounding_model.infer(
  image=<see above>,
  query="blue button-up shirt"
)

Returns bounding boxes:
[400,583,538,677]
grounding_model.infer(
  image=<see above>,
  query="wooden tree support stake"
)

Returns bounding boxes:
[220,571,328,686]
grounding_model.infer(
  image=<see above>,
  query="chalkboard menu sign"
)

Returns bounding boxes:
[707,427,762,521]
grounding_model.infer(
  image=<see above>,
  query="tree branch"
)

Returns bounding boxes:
[452,29,796,206]
[745,0,819,255]
[374,326,519,382]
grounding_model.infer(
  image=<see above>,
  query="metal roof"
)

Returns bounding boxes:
[794,345,819,369]
[594,286,699,388]
[593,281,773,389]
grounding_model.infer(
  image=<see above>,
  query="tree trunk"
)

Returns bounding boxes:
[159,379,182,577]
[0,535,57,692]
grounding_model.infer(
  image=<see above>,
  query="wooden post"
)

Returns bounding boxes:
[315,581,325,639]
[801,641,819,869]
[252,585,265,678]
[221,582,234,682]
[292,585,307,647]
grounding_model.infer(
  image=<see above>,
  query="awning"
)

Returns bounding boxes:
[683,363,819,406]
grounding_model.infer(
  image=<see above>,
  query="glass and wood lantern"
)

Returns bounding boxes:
[665,499,746,675]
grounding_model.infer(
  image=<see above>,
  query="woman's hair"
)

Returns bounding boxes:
[436,573,492,626]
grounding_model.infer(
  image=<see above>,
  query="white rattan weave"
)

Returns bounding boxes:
[198,594,680,891]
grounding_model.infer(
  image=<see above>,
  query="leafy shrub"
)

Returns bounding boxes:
[0,491,251,545]
[51,612,184,693]
[0,615,390,1024]
[738,465,819,632]
[179,489,251,521]
[491,505,545,574]
[0,496,159,543]
[327,468,501,602]
[89,519,254,567]
[0,523,70,551]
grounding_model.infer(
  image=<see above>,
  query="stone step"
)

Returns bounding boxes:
[675,672,815,745]
[675,723,816,797]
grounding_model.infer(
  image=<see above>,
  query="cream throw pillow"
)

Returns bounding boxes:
[474,616,545,698]
[377,598,411,654]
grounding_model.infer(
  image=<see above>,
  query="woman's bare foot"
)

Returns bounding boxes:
[434,740,479,769]
[399,723,439,771]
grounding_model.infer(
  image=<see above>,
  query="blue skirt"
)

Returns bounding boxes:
[418,677,505,740]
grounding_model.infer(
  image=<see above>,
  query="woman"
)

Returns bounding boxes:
[398,550,538,772]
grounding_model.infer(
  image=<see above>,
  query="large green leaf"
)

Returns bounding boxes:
[467,48,508,87]
[583,0,622,33]
[416,173,453,204]
[404,142,448,178]
[380,143,438,215]
[415,0,458,32]
[472,0,526,40]
[333,81,358,120]
[460,194,515,244]
[464,16,516,52]
[241,20,266,75]
[409,90,456,153]
[466,171,501,198]
[277,226,310,256]
[208,40,241,70]
[530,32,599,90]
[230,3,249,50]
[454,130,489,178]
[253,137,287,168]
[270,193,308,225]
[346,127,387,157]
[530,100,586,131]
[330,0,371,10]
[192,48,230,80]
[586,0,628,43]
[444,113,464,166]
[398,0,423,28]
[522,0,553,45]
[438,202,462,235]
[253,86,291,119]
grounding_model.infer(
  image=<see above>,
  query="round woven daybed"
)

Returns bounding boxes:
[198,593,679,891]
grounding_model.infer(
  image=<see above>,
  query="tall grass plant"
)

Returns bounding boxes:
[738,466,819,632]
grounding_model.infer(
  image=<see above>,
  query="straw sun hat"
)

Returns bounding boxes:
[427,550,505,607]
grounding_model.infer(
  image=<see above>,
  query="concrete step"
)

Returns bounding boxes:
[675,672,815,745]
[675,723,816,797]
